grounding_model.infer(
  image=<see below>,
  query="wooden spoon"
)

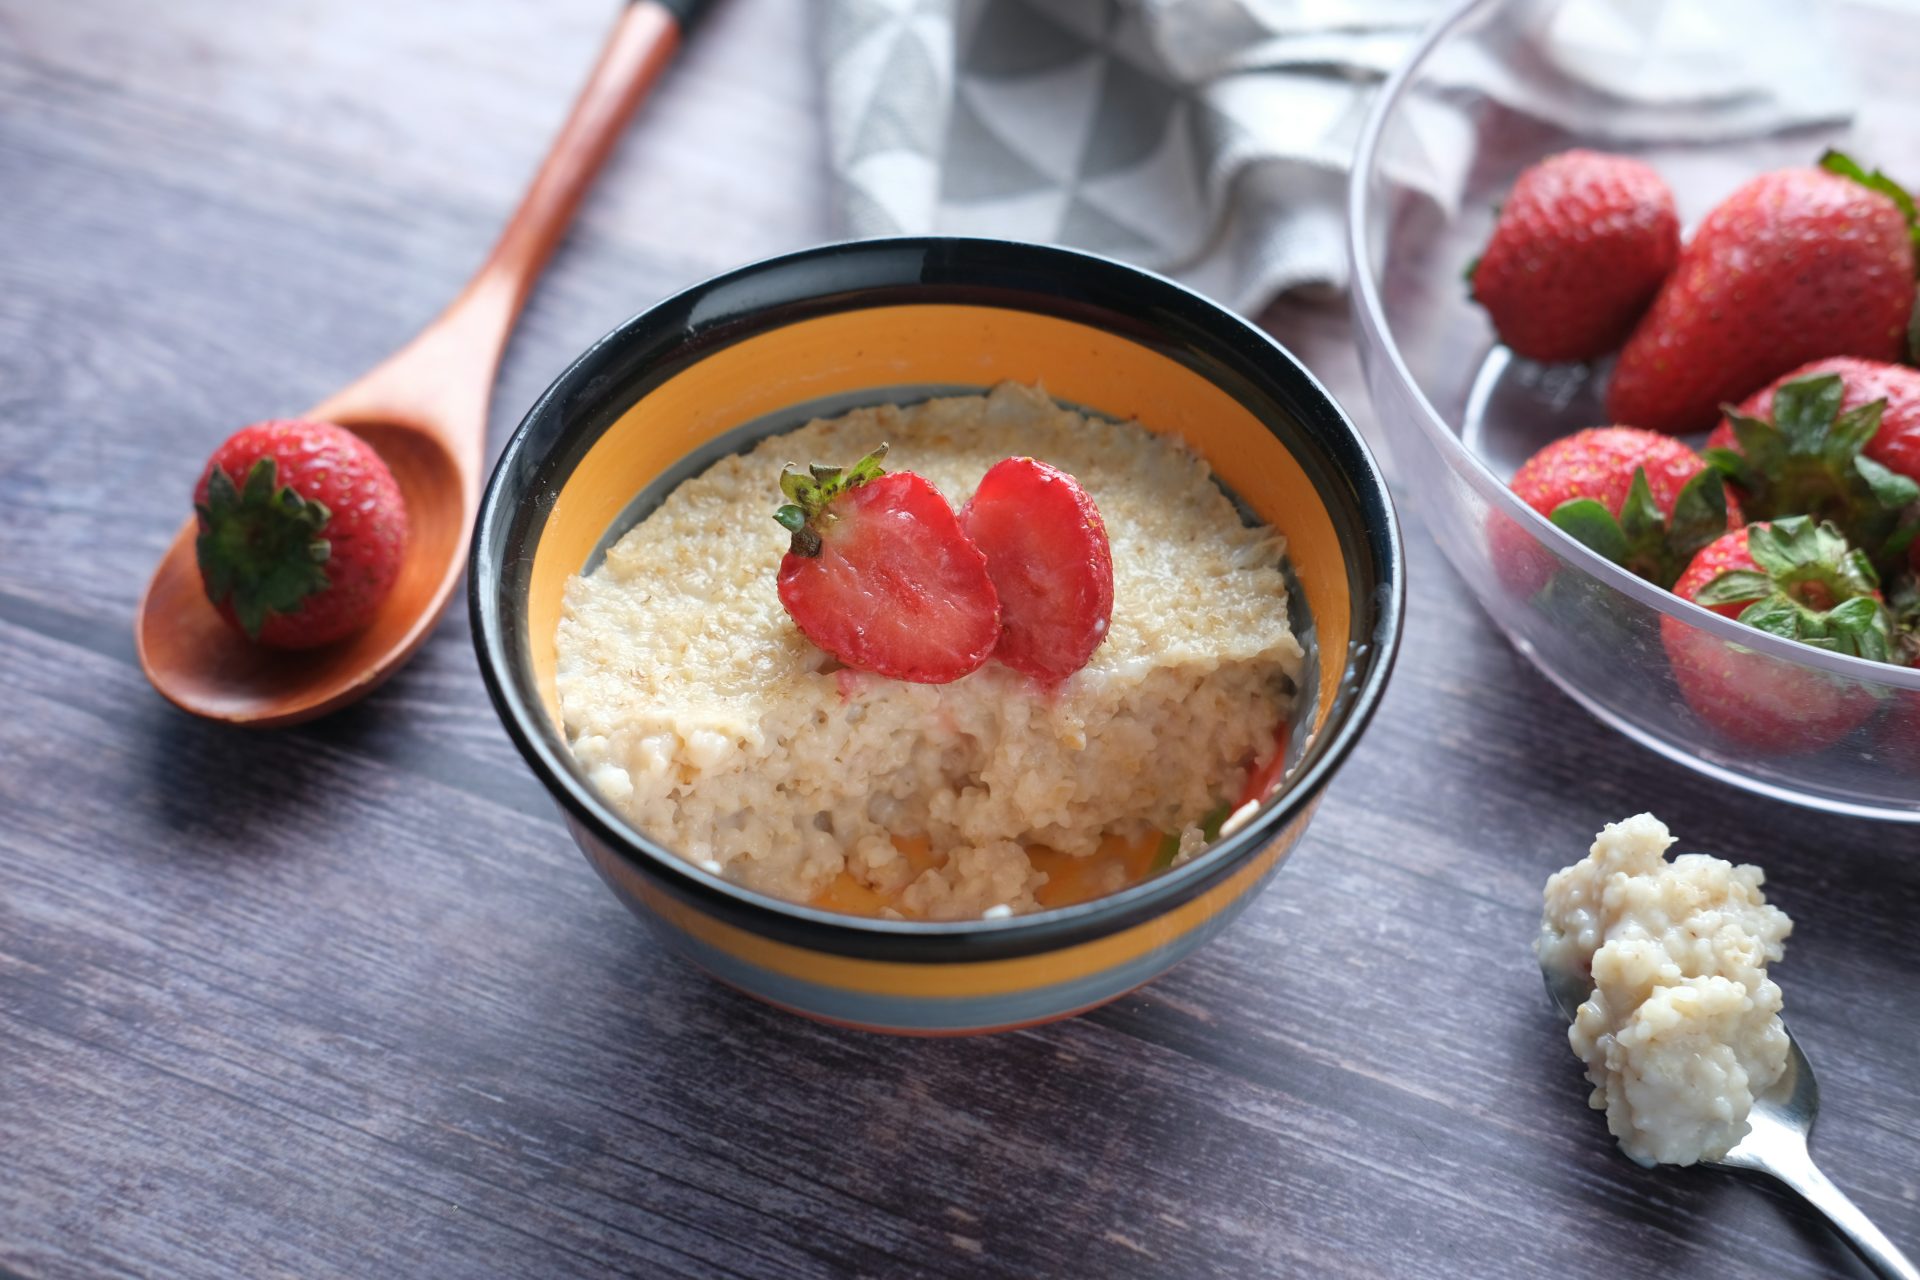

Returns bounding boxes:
[136,0,705,727]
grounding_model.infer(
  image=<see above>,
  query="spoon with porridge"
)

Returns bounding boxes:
[135,0,708,727]
[1537,814,1916,1280]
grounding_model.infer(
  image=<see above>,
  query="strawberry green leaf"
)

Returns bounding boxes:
[1667,467,1730,562]
[1694,570,1776,608]
[1704,444,1759,492]
[1549,498,1630,565]
[1772,374,1847,455]
[1737,596,1806,641]
[773,504,807,534]
[1908,292,1920,365]
[1822,149,1920,254]
[1615,469,1664,544]
[1828,400,1885,461]
[1828,595,1893,663]
[1855,454,1920,508]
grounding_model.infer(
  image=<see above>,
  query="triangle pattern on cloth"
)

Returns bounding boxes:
[951,53,1105,185]
[1078,53,1182,179]
[847,23,951,163]
[822,0,902,61]
[963,0,1094,78]
[1059,193,1165,259]
[940,88,1059,201]
[1072,101,1205,264]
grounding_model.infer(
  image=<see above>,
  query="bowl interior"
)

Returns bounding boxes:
[1350,0,1920,820]
[476,243,1403,933]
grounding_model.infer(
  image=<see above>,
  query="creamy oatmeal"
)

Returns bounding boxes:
[556,382,1303,919]
[1539,813,1793,1166]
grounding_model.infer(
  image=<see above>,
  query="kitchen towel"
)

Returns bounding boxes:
[817,0,1855,312]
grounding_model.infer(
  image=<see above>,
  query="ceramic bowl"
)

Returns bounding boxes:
[471,237,1402,1034]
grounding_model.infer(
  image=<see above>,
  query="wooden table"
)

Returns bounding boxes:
[3,3,1915,1276]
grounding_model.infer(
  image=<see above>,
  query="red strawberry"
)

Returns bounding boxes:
[1703,361,1920,572]
[1471,150,1679,363]
[960,457,1114,682]
[1663,519,1892,752]
[1608,155,1918,435]
[773,446,999,684]
[1493,426,1739,595]
[194,419,409,648]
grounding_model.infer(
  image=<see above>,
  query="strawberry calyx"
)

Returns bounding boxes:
[1707,373,1920,569]
[194,457,333,639]
[1694,517,1893,662]
[773,444,888,558]
[1547,465,1727,589]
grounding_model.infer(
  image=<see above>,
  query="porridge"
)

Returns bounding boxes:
[556,382,1303,919]
[1539,813,1793,1166]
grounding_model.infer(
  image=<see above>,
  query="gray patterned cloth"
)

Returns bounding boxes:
[817,0,1853,313]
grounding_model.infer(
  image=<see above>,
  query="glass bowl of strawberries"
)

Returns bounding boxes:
[1348,0,1920,819]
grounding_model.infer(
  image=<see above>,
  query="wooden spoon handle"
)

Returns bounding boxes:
[461,0,691,343]
[311,0,694,466]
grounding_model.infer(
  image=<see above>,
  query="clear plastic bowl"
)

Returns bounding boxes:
[1348,0,1920,820]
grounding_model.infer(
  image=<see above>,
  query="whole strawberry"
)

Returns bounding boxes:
[774,446,1000,684]
[1704,362,1920,571]
[1492,426,1738,595]
[194,419,409,649]
[960,456,1114,683]
[1471,150,1679,363]
[1607,154,1918,435]
[1663,519,1891,753]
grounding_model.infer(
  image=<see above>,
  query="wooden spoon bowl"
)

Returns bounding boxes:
[134,0,691,727]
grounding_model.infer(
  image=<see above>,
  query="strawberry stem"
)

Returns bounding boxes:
[772,444,888,558]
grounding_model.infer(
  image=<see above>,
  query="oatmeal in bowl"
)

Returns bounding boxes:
[557,383,1305,921]
[471,238,1400,1033]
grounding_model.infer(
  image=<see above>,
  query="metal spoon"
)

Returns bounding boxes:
[1542,963,1916,1279]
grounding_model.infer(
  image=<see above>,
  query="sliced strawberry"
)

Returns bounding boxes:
[774,447,1000,684]
[1662,519,1891,753]
[960,457,1114,683]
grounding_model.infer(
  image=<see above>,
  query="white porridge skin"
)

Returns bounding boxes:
[556,382,1303,919]
[1538,813,1793,1167]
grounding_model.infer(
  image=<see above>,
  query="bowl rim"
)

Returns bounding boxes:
[1345,0,1920,695]
[470,234,1405,960]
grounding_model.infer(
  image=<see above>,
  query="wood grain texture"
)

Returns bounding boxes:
[1,2,1915,1277]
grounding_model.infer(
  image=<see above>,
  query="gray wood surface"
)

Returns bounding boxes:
[2,2,1916,1277]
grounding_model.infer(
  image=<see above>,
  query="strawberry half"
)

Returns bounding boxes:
[774,446,1000,684]
[1704,365,1920,573]
[960,457,1114,683]
[1663,519,1891,753]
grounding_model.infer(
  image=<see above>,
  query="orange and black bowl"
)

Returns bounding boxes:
[470,237,1402,1035]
